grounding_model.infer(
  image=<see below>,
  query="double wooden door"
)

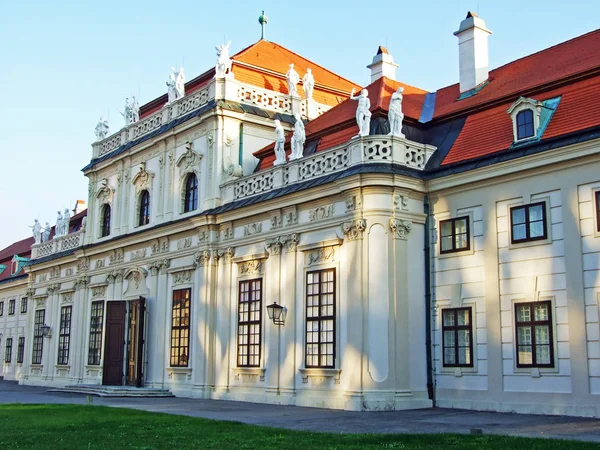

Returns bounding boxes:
[102,298,146,387]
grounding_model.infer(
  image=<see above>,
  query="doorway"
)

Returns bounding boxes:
[102,298,146,387]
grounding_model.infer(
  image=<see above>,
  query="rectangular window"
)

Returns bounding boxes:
[170,289,191,367]
[5,338,12,363]
[20,297,27,314]
[32,309,45,364]
[306,269,336,368]
[442,308,473,367]
[510,202,547,244]
[440,216,470,254]
[0,301,3,316]
[57,306,72,365]
[88,301,104,365]
[8,299,15,315]
[515,301,554,368]
[237,279,262,367]
[17,337,25,364]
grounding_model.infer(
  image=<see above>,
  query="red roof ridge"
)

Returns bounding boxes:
[232,39,360,90]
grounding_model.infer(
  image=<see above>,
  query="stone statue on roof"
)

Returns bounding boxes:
[30,219,42,245]
[349,88,372,137]
[62,208,71,235]
[55,211,63,237]
[175,67,185,99]
[131,96,140,123]
[42,222,51,243]
[215,41,233,79]
[121,97,133,126]
[95,116,110,141]
[286,64,300,97]
[273,120,287,166]
[166,71,177,103]
[388,87,405,138]
[290,114,305,161]
[302,68,315,101]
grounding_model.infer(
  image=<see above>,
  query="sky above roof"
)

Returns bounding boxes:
[0,0,599,249]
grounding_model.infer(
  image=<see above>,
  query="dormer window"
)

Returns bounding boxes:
[507,97,542,143]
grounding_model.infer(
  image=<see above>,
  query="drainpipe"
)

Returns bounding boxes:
[424,195,435,405]
[238,122,244,167]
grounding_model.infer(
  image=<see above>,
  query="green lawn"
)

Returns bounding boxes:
[0,404,597,449]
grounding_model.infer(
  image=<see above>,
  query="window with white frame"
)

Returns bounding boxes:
[507,97,541,143]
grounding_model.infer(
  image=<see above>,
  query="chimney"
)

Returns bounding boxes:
[73,200,87,215]
[367,46,399,82]
[454,12,492,94]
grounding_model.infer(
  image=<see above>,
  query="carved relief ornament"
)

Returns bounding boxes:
[390,218,412,240]
[131,162,154,193]
[96,178,115,205]
[341,218,367,241]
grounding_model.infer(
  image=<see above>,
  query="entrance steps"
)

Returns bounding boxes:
[48,384,174,398]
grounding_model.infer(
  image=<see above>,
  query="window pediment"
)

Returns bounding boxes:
[176,141,203,175]
[131,162,155,192]
[96,178,115,204]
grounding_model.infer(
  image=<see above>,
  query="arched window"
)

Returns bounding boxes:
[516,109,534,140]
[138,190,150,226]
[100,204,111,237]
[184,174,198,213]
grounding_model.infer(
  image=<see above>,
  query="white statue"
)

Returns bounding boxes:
[302,68,315,100]
[55,211,63,237]
[166,72,177,103]
[42,223,51,243]
[30,220,42,245]
[388,87,405,138]
[94,117,110,141]
[175,67,185,99]
[120,97,133,126]
[81,216,87,231]
[290,114,305,161]
[131,96,140,123]
[273,120,286,166]
[286,64,300,97]
[62,208,71,235]
[349,88,372,137]
[215,41,233,78]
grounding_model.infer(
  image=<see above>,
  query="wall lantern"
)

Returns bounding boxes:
[266,302,286,326]
[41,324,51,338]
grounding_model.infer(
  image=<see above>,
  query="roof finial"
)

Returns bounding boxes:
[258,10,268,40]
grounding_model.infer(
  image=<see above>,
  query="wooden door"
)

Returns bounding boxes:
[102,301,126,386]
[126,297,146,387]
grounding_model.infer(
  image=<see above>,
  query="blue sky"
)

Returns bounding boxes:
[0,0,598,249]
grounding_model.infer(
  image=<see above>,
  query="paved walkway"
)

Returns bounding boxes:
[2,381,600,442]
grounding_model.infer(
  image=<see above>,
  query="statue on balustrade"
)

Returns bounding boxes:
[302,68,315,101]
[388,87,405,138]
[94,117,109,141]
[166,71,177,103]
[273,120,287,166]
[175,67,185,99]
[131,96,140,123]
[62,208,71,235]
[30,220,42,245]
[215,41,233,78]
[286,64,300,97]
[55,211,63,237]
[349,88,372,137]
[42,222,51,243]
[120,97,133,126]
[290,114,305,161]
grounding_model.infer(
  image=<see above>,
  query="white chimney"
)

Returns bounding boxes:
[367,46,399,82]
[454,12,492,94]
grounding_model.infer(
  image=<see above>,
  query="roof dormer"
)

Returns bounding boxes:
[507,97,543,143]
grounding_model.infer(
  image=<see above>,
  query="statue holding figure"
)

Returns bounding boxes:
[286,64,300,97]
[166,71,177,103]
[290,114,305,160]
[215,41,233,78]
[175,67,185,99]
[302,68,315,101]
[55,211,63,237]
[94,117,110,141]
[30,220,42,245]
[120,97,133,126]
[349,88,372,137]
[131,95,140,123]
[42,222,51,243]
[62,208,71,235]
[388,87,405,138]
[273,120,287,166]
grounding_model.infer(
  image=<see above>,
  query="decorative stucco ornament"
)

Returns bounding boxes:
[302,68,315,101]
[30,219,42,245]
[349,88,372,137]
[273,119,286,166]
[388,87,405,138]
[286,63,300,97]
[215,41,233,79]
[290,114,305,161]
[94,116,110,141]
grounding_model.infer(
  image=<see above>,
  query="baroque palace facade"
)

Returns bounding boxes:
[3,12,600,416]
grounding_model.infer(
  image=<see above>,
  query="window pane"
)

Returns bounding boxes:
[516,305,531,323]
[444,348,455,365]
[442,310,455,327]
[457,309,469,326]
[440,221,452,237]
[513,224,527,241]
[512,207,526,225]
[536,345,551,365]
[454,219,467,234]
[518,346,533,364]
[458,347,470,365]
[517,326,532,345]
[443,330,455,347]
[529,221,544,238]
[441,236,453,252]
[529,205,543,222]
[534,304,549,321]
[535,325,550,345]
[457,329,470,347]
[455,234,468,250]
